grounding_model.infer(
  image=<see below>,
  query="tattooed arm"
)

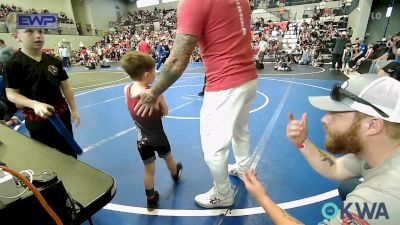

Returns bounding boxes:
[287,113,361,181]
[134,34,199,116]
[299,140,361,181]
[152,34,199,96]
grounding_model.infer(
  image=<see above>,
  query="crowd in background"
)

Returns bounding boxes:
[56,8,201,70]
[0,3,73,24]
[1,2,398,79]
[248,3,400,80]
[59,4,397,79]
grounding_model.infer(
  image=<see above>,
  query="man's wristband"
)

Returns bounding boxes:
[296,139,309,149]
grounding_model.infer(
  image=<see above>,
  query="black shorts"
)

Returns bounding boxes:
[137,140,171,165]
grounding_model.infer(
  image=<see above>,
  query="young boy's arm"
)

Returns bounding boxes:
[60,80,80,126]
[159,94,168,116]
[5,88,55,118]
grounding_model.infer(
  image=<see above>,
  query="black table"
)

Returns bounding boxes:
[0,124,116,224]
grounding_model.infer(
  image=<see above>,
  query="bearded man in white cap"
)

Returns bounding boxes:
[244,75,400,225]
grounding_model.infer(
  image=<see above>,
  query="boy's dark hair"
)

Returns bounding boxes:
[120,51,155,81]
[345,43,352,48]
[0,39,4,45]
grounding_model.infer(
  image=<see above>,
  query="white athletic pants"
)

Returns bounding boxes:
[200,79,257,195]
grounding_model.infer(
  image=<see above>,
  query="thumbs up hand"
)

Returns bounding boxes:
[286,112,308,146]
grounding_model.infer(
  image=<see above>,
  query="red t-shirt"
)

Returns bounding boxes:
[177,0,257,91]
[137,41,151,55]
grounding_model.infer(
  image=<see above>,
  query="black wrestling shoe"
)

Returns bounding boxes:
[147,191,159,211]
[172,163,183,182]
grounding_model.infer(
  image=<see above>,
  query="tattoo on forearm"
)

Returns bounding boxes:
[318,150,335,167]
[152,34,199,96]
[280,209,303,224]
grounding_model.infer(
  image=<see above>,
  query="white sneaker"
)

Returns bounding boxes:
[228,164,245,181]
[195,187,234,208]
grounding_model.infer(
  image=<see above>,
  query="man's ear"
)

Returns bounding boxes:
[366,118,384,136]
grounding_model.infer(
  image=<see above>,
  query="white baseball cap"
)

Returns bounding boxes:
[309,75,400,123]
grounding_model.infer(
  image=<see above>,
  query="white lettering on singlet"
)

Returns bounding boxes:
[236,0,247,36]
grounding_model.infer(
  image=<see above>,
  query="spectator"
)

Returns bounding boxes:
[347,27,353,38]
[378,40,400,78]
[59,45,71,69]
[137,36,151,55]
[341,43,353,73]
[100,57,111,68]
[350,38,368,68]
[245,75,400,225]
[0,39,17,123]
[331,31,349,70]
[155,38,167,71]
[369,33,400,73]
[0,39,14,75]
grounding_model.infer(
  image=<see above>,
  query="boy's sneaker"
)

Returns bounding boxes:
[195,187,234,208]
[172,162,183,182]
[147,191,159,211]
[228,164,245,181]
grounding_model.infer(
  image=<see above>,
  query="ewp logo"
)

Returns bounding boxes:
[322,202,389,221]
[17,14,58,29]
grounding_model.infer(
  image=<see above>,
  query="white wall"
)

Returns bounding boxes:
[0,33,102,51]
[364,0,400,43]
[70,0,131,31]
[87,0,130,30]
[71,0,91,31]
[347,0,373,41]
[0,0,75,23]
[128,2,137,12]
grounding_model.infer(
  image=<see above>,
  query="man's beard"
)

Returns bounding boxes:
[324,119,364,155]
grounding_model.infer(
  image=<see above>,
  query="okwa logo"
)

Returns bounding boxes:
[321,202,389,222]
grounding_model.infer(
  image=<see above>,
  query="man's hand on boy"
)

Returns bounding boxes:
[134,89,159,117]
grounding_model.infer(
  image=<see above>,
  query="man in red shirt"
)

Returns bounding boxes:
[137,36,151,55]
[135,0,258,208]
